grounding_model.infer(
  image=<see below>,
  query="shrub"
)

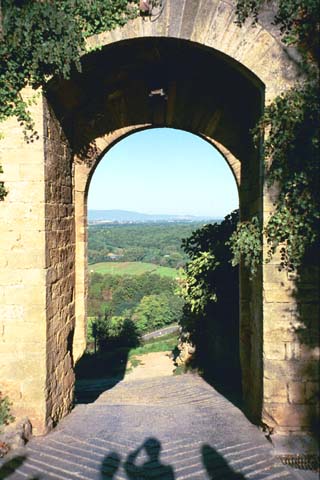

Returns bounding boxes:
[0,392,14,430]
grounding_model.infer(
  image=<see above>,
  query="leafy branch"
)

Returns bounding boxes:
[0,0,139,200]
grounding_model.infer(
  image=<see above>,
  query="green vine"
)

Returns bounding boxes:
[231,0,320,272]
[0,0,139,200]
[179,252,219,315]
[236,0,319,61]
[228,216,262,276]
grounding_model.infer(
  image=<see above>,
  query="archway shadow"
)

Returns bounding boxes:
[99,438,247,479]
[182,285,244,413]
[74,347,130,404]
[74,318,141,404]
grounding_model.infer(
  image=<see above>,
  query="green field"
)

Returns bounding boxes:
[89,261,178,278]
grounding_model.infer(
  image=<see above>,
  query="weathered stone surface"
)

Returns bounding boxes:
[0,418,32,451]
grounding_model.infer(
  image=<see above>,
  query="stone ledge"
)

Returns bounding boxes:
[0,418,32,457]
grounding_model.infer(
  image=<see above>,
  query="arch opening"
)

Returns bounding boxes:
[75,127,241,403]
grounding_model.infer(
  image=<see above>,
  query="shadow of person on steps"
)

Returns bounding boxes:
[100,451,121,479]
[124,437,175,479]
[0,455,39,480]
[202,444,245,479]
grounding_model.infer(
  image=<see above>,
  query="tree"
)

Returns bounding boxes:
[92,312,140,351]
[179,211,240,384]
[133,293,183,333]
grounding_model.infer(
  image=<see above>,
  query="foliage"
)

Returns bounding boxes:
[88,270,180,317]
[228,216,262,276]
[88,270,183,351]
[92,313,140,351]
[261,81,319,270]
[0,0,138,134]
[232,0,320,271]
[87,224,188,352]
[132,293,182,333]
[235,0,320,61]
[0,392,14,429]
[128,332,178,358]
[178,252,218,315]
[180,210,239,316]
[179,210,239,335]
[88,222,207,267]
[0,0,138,199]
[178,211,240,384]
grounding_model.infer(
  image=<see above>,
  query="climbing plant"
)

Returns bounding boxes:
[231,0,320,272]
[0,0,139,200]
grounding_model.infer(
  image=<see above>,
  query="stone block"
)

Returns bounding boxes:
[264,402,318,431]
[264,358,319,381]
[306,382,319,404]
[288,381,306,404]
[264,377,288,403]
[264,341,286,360]
[4,284,45,306]
[263,284,295,303]
[263,264,288,283]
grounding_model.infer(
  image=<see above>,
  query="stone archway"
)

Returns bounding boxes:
[1,1,318,437]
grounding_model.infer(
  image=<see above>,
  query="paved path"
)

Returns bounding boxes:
[141,325,179,342]
[0,374,312,480]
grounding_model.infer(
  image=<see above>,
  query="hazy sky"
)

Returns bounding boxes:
[88,128,238,217]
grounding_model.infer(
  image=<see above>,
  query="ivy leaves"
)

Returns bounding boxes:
[236,0,320,61]
[0,0,138,127]
[228,217,262,276]
[0,0,138,200]
[262,81,320,270]
[230,80,319,273]
[231,0,320,272]
[179,252,219,315]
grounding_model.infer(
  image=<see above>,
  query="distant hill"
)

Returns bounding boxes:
[88,209,220,224]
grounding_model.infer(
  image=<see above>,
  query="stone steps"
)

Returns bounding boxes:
[0,374,303,479]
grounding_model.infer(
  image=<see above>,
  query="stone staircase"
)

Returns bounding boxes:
[0,374,307,479]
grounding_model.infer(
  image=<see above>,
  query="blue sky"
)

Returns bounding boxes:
[88,128,238,217]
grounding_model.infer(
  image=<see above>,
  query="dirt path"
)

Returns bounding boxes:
[124,351,175,381]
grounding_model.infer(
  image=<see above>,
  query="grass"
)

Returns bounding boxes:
[89,261,178,278]
[128,332,179,360]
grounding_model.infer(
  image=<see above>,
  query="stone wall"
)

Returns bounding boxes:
[0,90,48,434]
[262,189,320,435]
[43,99,76,428]
[0,92,79,434]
